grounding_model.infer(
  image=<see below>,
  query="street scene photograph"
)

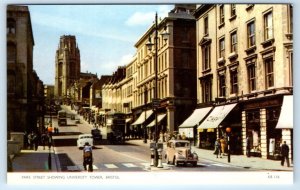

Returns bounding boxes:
[6,2,293,185]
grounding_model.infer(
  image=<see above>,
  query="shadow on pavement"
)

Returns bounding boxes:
[57,153,76,171]
[53,132,82,136]
[53,138,78,147]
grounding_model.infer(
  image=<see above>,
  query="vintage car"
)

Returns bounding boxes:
[165,139,198,166]
[77,134,94,149]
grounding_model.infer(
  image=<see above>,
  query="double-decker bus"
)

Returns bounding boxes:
[57,110,67,126]
[100,112,126,144]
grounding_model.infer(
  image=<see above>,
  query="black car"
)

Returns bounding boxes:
[91,129,102,141]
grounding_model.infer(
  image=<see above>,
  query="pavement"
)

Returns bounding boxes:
[10,145,59,172]
[127,139,294,172]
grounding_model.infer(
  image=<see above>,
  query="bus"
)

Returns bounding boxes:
[100,112,126,144]
[57,110,67,126]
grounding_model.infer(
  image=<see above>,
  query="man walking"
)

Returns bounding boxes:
[281,141,290,167]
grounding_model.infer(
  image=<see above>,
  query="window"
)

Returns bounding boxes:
[202,45,211,70]
[219,75,226,97]
[264,11,273,40]
[202,78,212,103]
[220,5,225,25]
[7,74,16,94]
[204,16,209,35]
[265,57,274,88]
[247,21,255,47]
[289,5,293,33]
[7,18,16,34]
[219,38,225,58]
[230,70,238,94]
[231,4,236,17]
[230,32,237,53]
[248,64,256,92]
[7,42,16,63]
[289,52,293,86]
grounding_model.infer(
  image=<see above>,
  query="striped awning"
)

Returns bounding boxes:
[179,107,212,128]
[198,103,237,129]
[131,110,153,126]
[147,114,166,128]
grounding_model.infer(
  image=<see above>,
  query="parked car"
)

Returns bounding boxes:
[165,139,198,166]
[77,134,94,149]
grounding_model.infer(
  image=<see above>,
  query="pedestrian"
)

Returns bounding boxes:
[181,132,186,140]
[163,131,168,142]
[214,138,222,158]
[27,132,34,150]
[47,133,52,150]
[246,135,251,157]
[41,133,47,150]
[220,136,226,156]
[23,131,28,149]
[83,142,93,172]
[32,132,38,151]
[281,141,290,167]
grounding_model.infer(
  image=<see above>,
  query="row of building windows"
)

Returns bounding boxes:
[137,51,168,82]
[134,77,168,107]
[201,55,281,102]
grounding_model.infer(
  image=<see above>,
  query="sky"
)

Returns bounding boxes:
[28,4,173,85]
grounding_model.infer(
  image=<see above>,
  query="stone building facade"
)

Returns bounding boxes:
[101,5,197,139]
[7,5,44,135]
[193,4,293,161]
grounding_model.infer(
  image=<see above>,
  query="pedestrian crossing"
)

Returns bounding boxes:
[65,162,230,171]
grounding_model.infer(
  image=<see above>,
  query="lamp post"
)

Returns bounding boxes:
[146,12,169,167]
[226,127,231,163]
[143,86,147,143]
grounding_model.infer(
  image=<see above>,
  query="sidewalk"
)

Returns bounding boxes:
[11,145,59,172]
[127,139,293,171]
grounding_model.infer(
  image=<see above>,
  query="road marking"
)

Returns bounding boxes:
[140,163,150,167]
[122,163,138,168]
[210,163,229,167]
[93,165,98,169]
[67,166,80,171]
[104,164,118,169]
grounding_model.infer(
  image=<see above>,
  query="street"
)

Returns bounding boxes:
[51,109,249,172]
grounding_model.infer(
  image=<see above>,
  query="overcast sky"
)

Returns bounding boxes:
[28,4,173,85]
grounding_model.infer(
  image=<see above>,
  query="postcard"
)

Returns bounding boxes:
[6,2,294,186]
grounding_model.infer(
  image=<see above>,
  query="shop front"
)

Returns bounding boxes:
[178,107,212,146]
[275,95,293,163]
[147,113,167,141]
[242,95,290,160]
[197,103,241,152]
[131,109,153,139]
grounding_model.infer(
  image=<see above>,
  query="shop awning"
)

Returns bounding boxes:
[276,95,293,129]
[178,107,212,128]
[198,103,237,129]
[147,114,166,127]
[131,110,153,126]
[125,118,132,123]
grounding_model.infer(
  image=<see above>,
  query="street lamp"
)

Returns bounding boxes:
[226,127,231,163]
[143,86,147,144]
[146,12,169,167]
